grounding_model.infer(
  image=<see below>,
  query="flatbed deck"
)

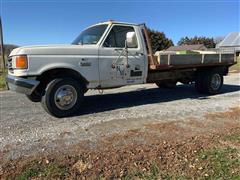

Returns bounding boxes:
[149,53,236,71]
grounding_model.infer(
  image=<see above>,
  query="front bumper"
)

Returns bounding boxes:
[6,75,40,95]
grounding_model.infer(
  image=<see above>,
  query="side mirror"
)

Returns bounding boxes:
[126,32,137,48]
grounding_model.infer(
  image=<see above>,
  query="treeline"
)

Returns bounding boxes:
[0,44,18,68]
[147,29,219,53]
[147,28,174,53]
[1,44,18,56]
[177,36,216,48]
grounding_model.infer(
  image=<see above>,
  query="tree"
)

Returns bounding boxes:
[177,36,216,48]
[147,28,173,53]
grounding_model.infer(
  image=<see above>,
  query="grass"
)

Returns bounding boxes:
[15,160,41,180]
[0,53,9,90]
[118,129,240,180]
[0,68,7,90]
[197,147,240,179]
[15,161,67,180]
[9,137,240,179]
[123,146,240,180]
[230,56,240,72]
[224,132,240,143]
[123,164,187,180]
[10,127,240,180]
[123,164,160,180]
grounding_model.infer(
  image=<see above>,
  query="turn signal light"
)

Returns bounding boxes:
[15,55,28,69]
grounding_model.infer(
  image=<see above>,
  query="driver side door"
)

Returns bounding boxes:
[98,25,145,88]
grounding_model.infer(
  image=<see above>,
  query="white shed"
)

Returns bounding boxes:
[216,32,240,54]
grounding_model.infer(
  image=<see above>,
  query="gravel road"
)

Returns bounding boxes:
[0,73,240,162]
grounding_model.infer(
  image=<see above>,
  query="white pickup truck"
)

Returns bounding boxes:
[7,21,236,117]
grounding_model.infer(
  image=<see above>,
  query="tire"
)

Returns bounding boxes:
[26,91,41,102]
[41,78,84,118]
[195,71,223,95]
[156,80,177,89]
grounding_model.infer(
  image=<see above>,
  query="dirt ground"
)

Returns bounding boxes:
[0,73,239,179]
[1,107,239,179]
[1,73,240,164]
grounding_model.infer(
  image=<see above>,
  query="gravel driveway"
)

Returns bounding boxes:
[0,73,239,162]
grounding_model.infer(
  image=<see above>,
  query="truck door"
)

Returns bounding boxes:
[98,25,145,88]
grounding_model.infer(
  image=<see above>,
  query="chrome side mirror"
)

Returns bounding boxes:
[126,32,137,48]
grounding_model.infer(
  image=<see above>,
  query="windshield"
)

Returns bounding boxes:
[72,24,108,45]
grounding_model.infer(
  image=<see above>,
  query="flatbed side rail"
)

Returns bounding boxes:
[153,53,236,71]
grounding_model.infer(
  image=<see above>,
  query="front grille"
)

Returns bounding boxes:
[7,58,13,72]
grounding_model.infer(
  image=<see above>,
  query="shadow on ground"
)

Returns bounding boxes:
[73,84,240,116]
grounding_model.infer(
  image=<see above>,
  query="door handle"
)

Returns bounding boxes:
[114,48,124,51]
[135,52,144,56]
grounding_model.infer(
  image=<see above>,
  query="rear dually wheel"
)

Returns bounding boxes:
[195,70,223,95]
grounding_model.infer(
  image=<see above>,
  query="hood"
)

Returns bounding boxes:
[9,44,97,56]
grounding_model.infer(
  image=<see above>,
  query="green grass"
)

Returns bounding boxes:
[224,133,240,143]
[197,147,240,180]
[15,161,67,180]
[123,130,240,180]
[123,164,187,180]
[41,162,66,178]
[122,146,240,180]
[13,147,240,180]
[0,68,7,90]
[230,56,240,71]
[15,160,41,180]
[123,164,160,180]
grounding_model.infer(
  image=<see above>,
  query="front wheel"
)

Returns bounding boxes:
[41,78,84,118]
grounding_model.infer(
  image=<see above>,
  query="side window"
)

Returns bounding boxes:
[103,26,138,48]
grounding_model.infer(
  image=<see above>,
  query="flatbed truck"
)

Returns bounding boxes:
[6,21,237,117]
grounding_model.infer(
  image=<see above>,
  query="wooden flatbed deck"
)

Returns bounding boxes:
[149,53,236,71]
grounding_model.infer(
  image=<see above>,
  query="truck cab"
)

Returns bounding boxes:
[72,21,148,88]
[8,21,148,89]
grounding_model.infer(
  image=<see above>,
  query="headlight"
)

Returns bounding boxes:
[15,55,28,69]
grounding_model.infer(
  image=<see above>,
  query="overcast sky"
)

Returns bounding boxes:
[1,0,239,46]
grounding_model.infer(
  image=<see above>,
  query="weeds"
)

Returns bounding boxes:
[230,57,240,72]
[0,68,7,90]
[197,147,240,179]
[15,160,41,180]
[224,130,240,143]
[15,160,66,180]
[123,163,160,180]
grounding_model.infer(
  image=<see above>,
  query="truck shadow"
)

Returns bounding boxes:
[74,84,240,116]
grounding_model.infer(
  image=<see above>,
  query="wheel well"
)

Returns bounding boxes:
[35,68,88,96]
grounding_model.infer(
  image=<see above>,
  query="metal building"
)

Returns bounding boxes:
[216,32,240,54]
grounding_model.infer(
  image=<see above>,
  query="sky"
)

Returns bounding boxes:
[0,0,239,46]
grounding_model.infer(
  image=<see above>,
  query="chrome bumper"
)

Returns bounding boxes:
[6,75,40,95]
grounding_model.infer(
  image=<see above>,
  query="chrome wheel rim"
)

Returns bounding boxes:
[211,74,221,90]
[54,85,77,110]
